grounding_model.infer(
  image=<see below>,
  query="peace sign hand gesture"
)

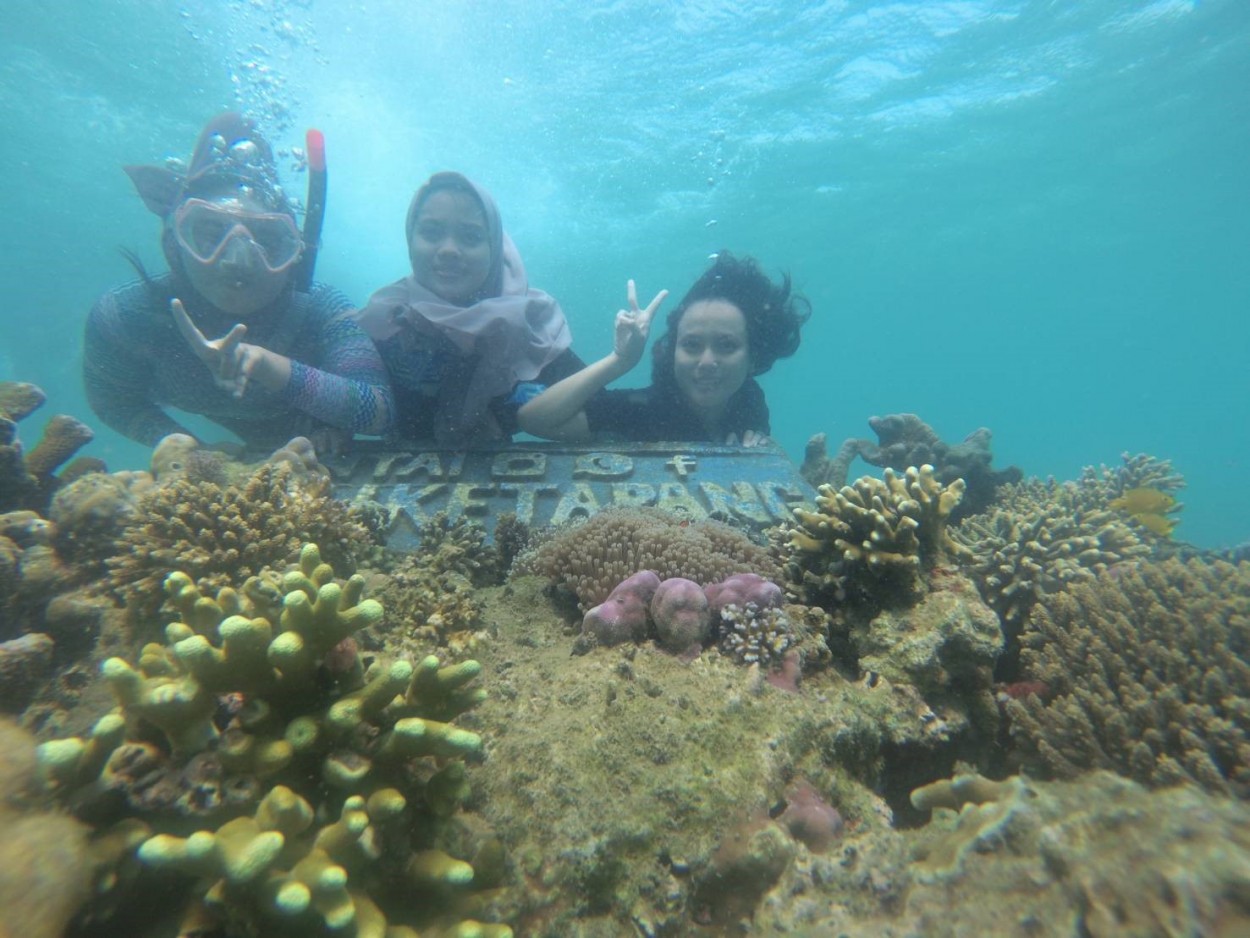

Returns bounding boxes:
[170,298,263,399]
[612,279,668,372]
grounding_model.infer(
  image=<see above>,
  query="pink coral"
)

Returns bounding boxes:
[705,573,784,616]
[581,570,660,646]
[650,577,711,653]
[780,779,844,853]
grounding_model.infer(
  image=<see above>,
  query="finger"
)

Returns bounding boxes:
[170,299,208,348]
[626,279,639,312]
[218,324,248,356]
[215,329,248,381]
[724,432,740,445]
[639,289,668,328]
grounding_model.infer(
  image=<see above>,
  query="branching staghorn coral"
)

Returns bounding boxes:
[948,477,1151,649]
[785,465,965,610]
[514,507,781,610]
[801,414,1020,519]
[1007,557,1250,798]
[36,544,510,937]
[108,460,372,622]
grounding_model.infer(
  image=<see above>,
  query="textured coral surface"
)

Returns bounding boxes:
[1009,556,1250,797]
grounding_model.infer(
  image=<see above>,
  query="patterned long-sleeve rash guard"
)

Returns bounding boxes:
[83,275,395,448]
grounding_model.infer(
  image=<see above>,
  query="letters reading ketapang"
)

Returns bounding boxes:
[328,445,815,549]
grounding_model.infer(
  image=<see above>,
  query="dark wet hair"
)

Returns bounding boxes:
[651,251,811,390]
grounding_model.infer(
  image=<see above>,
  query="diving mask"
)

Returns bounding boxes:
[172,198,303,273]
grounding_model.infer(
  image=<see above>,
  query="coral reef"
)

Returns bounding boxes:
[1007,556,1250,798]
[581,570,660,648]
[846,770,1250,937]
[852,574,1002,721]
[948,476,1151,671]
[1078,451,1186,540]
[704,572,784,615]
[0,632,55,712]
[0,718,93,938]
[108,457,372,623]
[469,576,940,935]
[786,465,966,611]
[367,515,499,659]
[36,545,509,937]
[0,380,98,514]
[718,603,794,667]
[802,414,1020,519]
[650,577,712,653]
[515,507,781,610]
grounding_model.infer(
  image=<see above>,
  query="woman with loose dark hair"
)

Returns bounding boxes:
[518,251,810,445]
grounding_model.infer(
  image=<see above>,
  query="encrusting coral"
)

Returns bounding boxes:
[1006,556,1250,798]
[785,465,966,611]
[514,506,781,610]
[35,544,511,937]
[882,769,1250,937]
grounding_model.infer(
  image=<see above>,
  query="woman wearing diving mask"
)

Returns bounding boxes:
[83,112,394,451]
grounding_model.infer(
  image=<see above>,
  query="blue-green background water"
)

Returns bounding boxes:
[2,1,1247,547]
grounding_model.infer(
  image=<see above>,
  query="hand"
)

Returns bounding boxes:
[725,430,771,448]
[171,298,267,399]
[308,426,352,457]
[611,279,668,371]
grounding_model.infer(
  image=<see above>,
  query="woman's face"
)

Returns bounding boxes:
[409,189,492,304]
[673,299,752,420]
[175,191,295,319]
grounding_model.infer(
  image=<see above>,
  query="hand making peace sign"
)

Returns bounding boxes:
[170,298,272,399]
[612,279,669,371]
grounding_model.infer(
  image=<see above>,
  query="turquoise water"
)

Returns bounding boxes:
[2,1,1247,548]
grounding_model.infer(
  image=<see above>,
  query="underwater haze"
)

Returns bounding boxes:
[2,0,1247,547]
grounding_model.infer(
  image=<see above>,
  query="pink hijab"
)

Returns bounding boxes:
[355,172,572,445]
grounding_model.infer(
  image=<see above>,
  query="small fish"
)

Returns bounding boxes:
[1133,512,1177,537]
[1108,486,1180,538]
[1108,487,1177,515]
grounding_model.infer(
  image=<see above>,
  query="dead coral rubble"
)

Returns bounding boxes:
[1008,556,1250,798]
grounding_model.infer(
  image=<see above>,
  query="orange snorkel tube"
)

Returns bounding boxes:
[293,127,327,292]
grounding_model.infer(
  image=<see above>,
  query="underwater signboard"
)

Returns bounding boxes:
[326,441,815,549]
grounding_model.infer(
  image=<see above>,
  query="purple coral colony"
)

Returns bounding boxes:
[2,380,1249,937]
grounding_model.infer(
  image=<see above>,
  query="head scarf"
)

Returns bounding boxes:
[354,172,572,446]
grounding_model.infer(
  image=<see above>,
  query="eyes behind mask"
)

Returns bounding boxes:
[173,198,303,273]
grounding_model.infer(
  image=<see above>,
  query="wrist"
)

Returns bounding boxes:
[605,351,638,379]
[254,348,293,391]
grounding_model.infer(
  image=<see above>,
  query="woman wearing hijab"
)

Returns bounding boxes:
[518,251,810,446]
[83,112,394,451]
[353,172,583,446]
